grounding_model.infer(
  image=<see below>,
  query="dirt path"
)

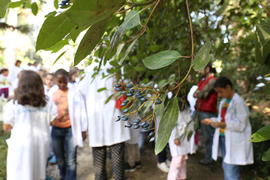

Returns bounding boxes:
[48,142,223,180]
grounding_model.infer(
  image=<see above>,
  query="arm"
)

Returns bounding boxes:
[196,79,216,99]
[225,99,249,132]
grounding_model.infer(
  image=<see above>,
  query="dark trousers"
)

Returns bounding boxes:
[157,144,168,163]
[92,143,125,180]
[52,127,77,180]
[198,111,216,162]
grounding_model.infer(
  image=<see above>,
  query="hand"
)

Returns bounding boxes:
[82,131,87,141]
[211,122,226,129]
[201,118,212,125]
[3,124,13,132]
[174,138,181,146]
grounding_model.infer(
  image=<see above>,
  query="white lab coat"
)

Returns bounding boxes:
[126,113,140,145]
[78,66,130,147]
[169,109,197,157]
[211,93,254,165]
[50,88,88,147]
[3,101,56,180]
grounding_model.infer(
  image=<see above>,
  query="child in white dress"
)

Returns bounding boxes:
[168,100,197,180]
[3,70,56,180]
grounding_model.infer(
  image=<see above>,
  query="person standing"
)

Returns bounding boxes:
[78,65,130,180]
[202,77,253,180]
[8,60,22,97]
[3,70,55,180]
[51,69,87,180]
[194,63,218,165]
[0,68,10,98]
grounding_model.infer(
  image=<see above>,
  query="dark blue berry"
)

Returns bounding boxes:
[132,119,140,125]
[125,122,132,128]
[133,124,140,129]
[129,89,135,94]
[142,122,150,129]
[126,92,134,97]
[121,116,129,121]
[140,97,147,102]
[148,131,154,138]
[114,84,121,88]
[149,137,155,142]
[115,116,121,122]
[123,100,129,104]
[126,84,133,88]
[139,122,146,127]
[115,87,122,91]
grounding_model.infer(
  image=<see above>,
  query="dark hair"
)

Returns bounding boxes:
[214,76,233,88]
[55,69,69,78]
[205,63,216,74]
[0,68,8,74]
[14,70,46,107]
[15,60,22,66]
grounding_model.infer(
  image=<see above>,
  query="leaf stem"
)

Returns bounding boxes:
[173,0,194,94]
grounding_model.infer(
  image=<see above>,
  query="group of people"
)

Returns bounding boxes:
[1,60,254,180]
[169,63,254,180]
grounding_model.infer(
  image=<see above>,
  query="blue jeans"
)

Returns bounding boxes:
[198,111,216,162]
[219,136,240,180]
[52,127,77,180]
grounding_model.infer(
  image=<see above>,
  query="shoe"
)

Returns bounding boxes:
[125,163,136,172]
[157,162,169,173]
[199,159,213,165]
[135,161,142,169]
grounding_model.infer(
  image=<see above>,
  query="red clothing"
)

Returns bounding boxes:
[115,95,127,109]
[197,75,218,113]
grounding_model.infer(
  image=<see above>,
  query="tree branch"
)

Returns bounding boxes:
[127,0,156,7]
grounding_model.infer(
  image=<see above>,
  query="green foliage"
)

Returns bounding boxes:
[251,126,270,143]
[143,50,182,70]
[74,19,109,65]
[31,2,38,16]
[0,0,10,18]
[155,97,179,154]
[193,41,212,71]
[36,13,75,50]
[119,10,141,31]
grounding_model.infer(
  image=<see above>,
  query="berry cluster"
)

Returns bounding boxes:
[114,82,163,142]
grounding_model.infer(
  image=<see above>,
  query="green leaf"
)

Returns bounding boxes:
[54,0,59,9]
[74,19,108,65]
[36,13,75,51]
[53,51,67,65]
[45,40,69,53]
[31,2,38,16]
[8,1,23,8]
[143,50,181,70]
[158,79,169,89]
[262,148,270,161]
[251,125,270,143]
[66,0,124,27]
[70,26,87,42]
[192,41,212,71]
[155,97,179,154]
[105,94,114,104]
[119,40,137,65]
[0,0,10,18]
[97,87,107,92]
[119,10,141,31]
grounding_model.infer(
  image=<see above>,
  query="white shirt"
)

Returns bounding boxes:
[211,93,254,165]
[78,66,130,147]
[4,101,56,180]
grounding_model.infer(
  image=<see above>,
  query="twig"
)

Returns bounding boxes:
[127,0,161,43]
[173,0,194,94]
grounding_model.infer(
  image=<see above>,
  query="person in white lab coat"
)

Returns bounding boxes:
[8,60,22,96]
[50,69,88,180]
[202,77,253,180]
[78,65,130,180]
[168,99,197,180]
[3,70,56,180]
